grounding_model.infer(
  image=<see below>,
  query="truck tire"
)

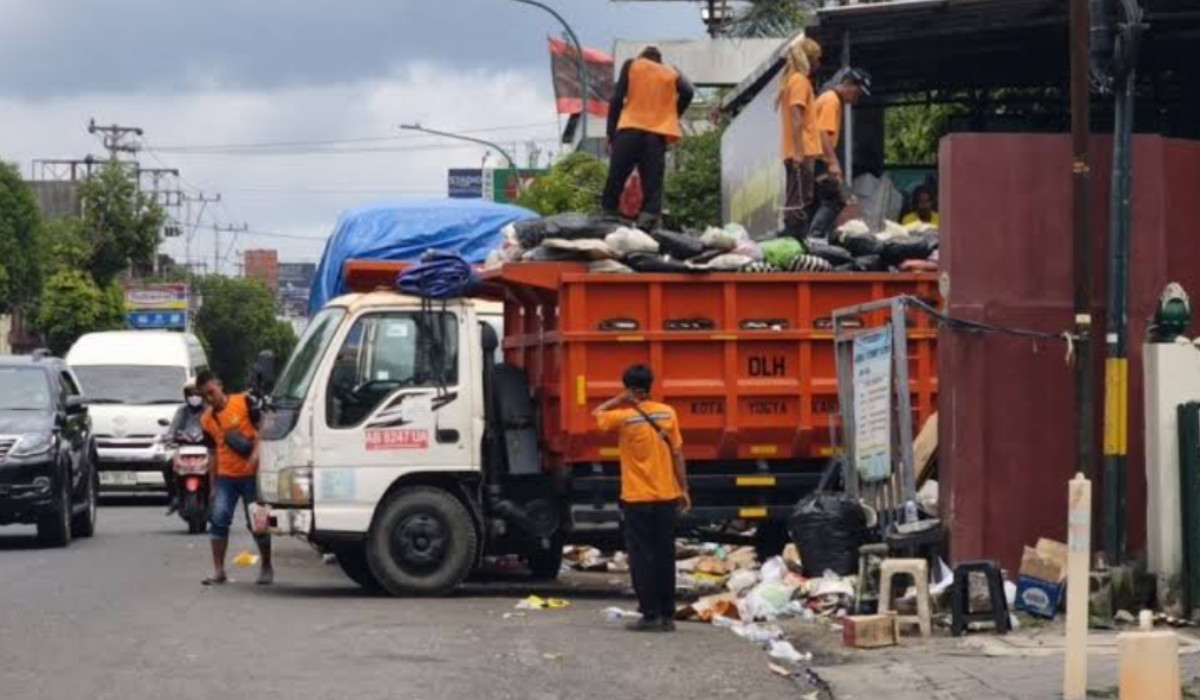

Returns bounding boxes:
[366,487,478,597]
[332,544,384,593]
[38,476,72,548]
[70,467,98,539]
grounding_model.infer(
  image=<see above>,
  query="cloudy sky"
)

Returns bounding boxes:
[0,0,702,267]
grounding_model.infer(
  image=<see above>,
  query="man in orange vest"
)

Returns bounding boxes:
[810,67,871,238]
[602,46,695,231]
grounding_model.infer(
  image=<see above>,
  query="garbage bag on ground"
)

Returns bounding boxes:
[651,229,706,260]
[760,556,788,585]
[761,238,806,269]
[700,226,739,251]
[622,252,694,273]
[522,246,588,262]
[727,568,760,596]
[513,213,621,249]
[803,239,855,267]
[605,227,659,256]
[788,492,869,577]
[767,639,812,664]
[739,582,796,621]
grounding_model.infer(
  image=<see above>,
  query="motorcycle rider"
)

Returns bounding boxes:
[164,384,206,516]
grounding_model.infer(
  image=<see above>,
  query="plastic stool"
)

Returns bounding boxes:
[854,543,890,615]
[950,560,1012,637]
[878,558,932,638]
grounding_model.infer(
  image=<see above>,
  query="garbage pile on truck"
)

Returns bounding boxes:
[485,210,938,275]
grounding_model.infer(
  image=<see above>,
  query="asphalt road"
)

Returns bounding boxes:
[0,502,792,700]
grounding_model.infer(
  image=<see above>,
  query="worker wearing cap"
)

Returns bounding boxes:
[602,46,695,231]
[809,67,872,238]
[776,38,823,239]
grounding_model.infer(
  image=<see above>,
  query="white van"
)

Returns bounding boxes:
[66,331,208,492]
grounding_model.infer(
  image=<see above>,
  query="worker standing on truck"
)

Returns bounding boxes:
[594,365,690,632]
[776,37,824,239]
[196,370,274,586]
[809,67,872,238]
[601,46,695,231]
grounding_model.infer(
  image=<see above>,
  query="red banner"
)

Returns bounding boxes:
[549,38,613,118]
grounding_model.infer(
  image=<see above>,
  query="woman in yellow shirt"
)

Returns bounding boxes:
[901,185,940,228]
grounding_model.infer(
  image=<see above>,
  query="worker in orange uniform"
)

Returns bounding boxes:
[602,46,695,231]
[595,365,690,632]
[196,370,273,586]
[809,67,872,238]
[776,37,823,239]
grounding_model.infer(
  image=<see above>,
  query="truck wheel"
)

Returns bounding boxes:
[70,467,98,538]
[38,476,73,548]
[332,544,384,593]
[366,487,478,597]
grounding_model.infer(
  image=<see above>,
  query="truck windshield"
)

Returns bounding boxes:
[272,307,346,405]
[71,365,185,404]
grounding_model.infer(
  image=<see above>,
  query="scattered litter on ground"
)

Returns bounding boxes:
[768,639,813,664]
[231,550,259,568]
[516,595,570,611]
[602,607,642,623]
[502,612,527,620]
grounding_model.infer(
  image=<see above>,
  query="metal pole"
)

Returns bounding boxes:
[841,30,853,183]
[400,124,523,197]
[1102,0,1145,564]
[1070,0,1096,485]
[510,0,589,152]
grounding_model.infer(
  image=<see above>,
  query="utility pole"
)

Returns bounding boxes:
[183,193,221,275]
[212,223,248,277]
[88,119,144,159]
[1070,0,1095,487]
[400,123,524,197]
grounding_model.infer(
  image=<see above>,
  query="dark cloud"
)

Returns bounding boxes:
[0,0,702,97]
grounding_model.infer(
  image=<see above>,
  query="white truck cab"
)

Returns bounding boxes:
[258,290,516,593]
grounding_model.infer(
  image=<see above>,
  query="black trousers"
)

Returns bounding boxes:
[622,500,678,621]
[809,159,849,239]
[602,129,667,219]
[783,158,815,239]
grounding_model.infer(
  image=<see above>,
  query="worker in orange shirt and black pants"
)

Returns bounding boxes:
[810,67,871,238]
[602,46,695,231]
[595,364,690,632]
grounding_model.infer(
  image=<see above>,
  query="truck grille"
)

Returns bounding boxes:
[0,436,15,460]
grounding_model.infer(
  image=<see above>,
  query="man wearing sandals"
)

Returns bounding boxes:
[594,365,690,632]
[196,370,274,586]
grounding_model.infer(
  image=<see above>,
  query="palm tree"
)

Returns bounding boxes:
[726,0,811,39]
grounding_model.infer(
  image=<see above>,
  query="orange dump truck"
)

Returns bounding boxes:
[259,260,938,595]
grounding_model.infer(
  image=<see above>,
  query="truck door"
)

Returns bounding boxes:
[311,309,471,532]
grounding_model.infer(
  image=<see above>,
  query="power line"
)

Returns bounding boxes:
[146,139,561,158]
[192,223,327,243]
[147,121,560,153]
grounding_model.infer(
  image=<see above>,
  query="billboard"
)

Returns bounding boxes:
[278,262,317,318]
[721,72,785,238]
[446,168,546,204]
[124,283,188,311]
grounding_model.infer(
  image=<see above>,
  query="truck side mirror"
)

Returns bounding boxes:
[253,350,277,393]
[65,396,88,416]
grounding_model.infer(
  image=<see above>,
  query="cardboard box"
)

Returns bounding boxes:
[1015,574,1065,619]
[843,614,900,649]
[1019,538,1068,583]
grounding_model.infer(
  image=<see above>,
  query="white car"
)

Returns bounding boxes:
[66,331,208,493]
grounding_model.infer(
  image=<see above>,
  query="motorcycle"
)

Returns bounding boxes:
[171,424,211,534]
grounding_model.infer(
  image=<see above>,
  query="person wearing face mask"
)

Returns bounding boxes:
[164,384,206,516]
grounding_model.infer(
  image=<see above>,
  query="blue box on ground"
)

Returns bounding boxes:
[1015,575,1064,618]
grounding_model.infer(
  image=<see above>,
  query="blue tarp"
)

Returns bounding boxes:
[309,199,536,314]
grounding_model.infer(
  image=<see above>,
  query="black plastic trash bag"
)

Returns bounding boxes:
[834,232,882,257]
[879,234,937,266]
[788,491,869,577]
[852,254,887,272]
[804,239,855,267]
[513,213,622,249]
[651,229,705,260]
[622,252,694,273]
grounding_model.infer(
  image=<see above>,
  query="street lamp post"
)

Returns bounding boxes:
[400,123,524,198]
[509,0,590,152]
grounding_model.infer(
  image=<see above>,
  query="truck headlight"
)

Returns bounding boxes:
[278,466,313,506]
[10,433,54,458]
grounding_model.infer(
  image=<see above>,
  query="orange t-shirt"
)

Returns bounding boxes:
[616,59,683,142]
[200,393,258,478]
[814,90,844,158]
[596,401,684,503]
[780,72,820,161]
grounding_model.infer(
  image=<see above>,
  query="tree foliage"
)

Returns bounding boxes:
[0,161,45,314]
[194,276,296,391]
[515,152,607,216]
[36,271,125,355]
[728,0,808,39]
[665,127,724,230]
[77,160,165,285]
[885,102,963,165]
